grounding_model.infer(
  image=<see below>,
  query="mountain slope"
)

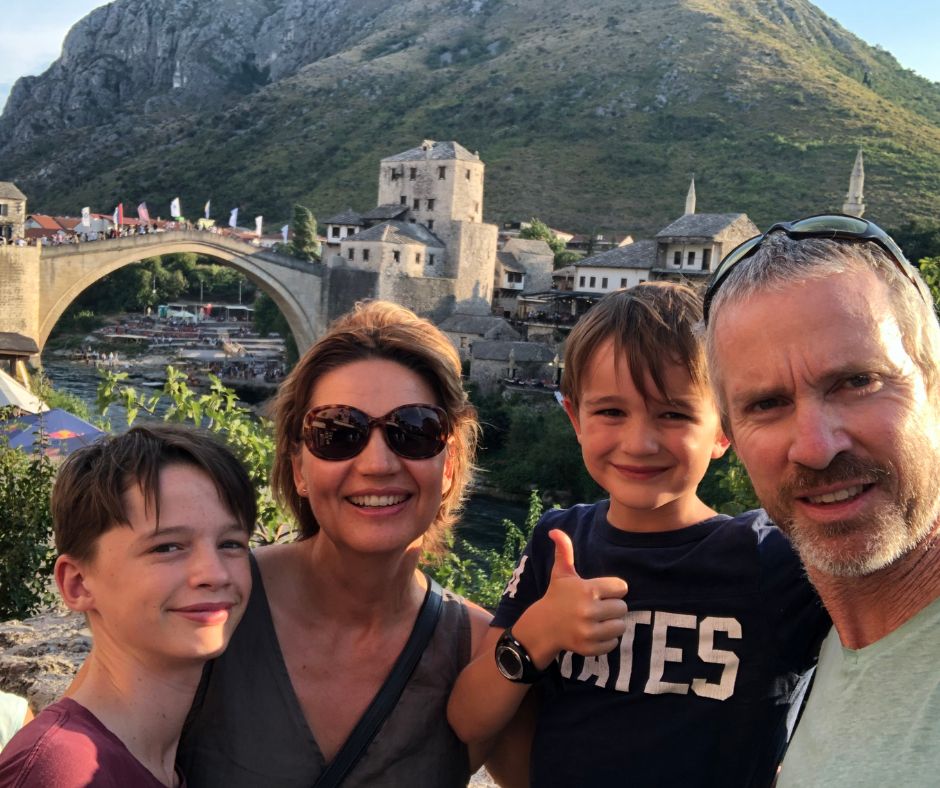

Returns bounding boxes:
[2,0,939,235]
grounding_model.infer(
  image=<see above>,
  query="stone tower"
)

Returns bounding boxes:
[842,149,865,218]
[376,140,496,312]
[684,175,697,215]
[0,182,27,243]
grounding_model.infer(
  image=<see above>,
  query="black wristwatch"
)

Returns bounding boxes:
[495,627,545,684]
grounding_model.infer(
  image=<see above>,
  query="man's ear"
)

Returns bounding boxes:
[55,554,96,614]
[712,430,732,460]
[562,397,583,444]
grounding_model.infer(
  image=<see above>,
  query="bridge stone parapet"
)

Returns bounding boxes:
[23,231,327,352]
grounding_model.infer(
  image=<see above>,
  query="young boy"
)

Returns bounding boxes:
[449,283,830,787]
[0,424,255,787]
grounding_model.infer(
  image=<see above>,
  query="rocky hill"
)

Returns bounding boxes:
[2,0,939,235]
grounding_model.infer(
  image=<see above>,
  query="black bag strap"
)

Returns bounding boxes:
[312,575,444,788]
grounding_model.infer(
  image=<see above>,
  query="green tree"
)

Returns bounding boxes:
[520,218,566,256]
[918,256,940,307]
[289,204,321,262]
[0,432,57,618]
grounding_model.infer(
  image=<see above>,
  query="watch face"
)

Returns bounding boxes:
[497,645,524,680]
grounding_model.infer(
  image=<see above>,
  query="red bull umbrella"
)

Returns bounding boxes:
[2,408,105,458]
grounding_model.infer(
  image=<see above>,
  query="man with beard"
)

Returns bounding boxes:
[702,215,940,787]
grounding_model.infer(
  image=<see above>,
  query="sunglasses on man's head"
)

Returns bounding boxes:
[702,213,924,324]
[301,403,449,461]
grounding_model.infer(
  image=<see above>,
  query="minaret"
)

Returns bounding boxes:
[842,149,865,217]
[684,175,696,215]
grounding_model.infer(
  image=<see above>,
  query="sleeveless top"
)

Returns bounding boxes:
[177,554,473,787]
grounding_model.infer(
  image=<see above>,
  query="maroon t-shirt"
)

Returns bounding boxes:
[0,698,185,787]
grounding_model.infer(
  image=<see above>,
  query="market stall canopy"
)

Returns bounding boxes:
[0,369,48,414]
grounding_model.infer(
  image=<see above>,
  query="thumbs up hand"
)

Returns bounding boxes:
[514,530,629,669]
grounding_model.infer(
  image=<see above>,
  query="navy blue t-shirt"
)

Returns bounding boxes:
[492,502,830,788]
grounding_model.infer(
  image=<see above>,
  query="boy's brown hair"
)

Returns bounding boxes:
[561,282,708,408]
[53,424,257,561]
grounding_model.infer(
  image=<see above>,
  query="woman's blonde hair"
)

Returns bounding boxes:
[271,300,478,556]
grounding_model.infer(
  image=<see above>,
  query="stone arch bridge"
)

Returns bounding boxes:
[0,231,379,354]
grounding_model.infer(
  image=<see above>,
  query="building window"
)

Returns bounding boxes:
[589,276,596,288]
[465,169,471,180]
[393,250,401,262]
[363,248,370,261]
[620,278,627,288]
[331,226,340,238]
[639,278,646,283]
[601,277,608,289]
[390,168,400,181]
[429,254,435,265]
[347,248,355,260]
[579,275,586,287]
[400,195,407,205]
[673,251,681,267]
[702,248,712,269]
[508,272,523,284]
[438,166,446,180]
[427,220,434,230]
[427,198,435,210]
[409,167,416,180]
[687,251,696,266]
[413,198,420,210]
[416,253,422,264]
[460,336,468,348]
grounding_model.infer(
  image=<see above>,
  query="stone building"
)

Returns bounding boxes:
[468,339,556,393]
[651,213,758,284]
[326,140,498,318]
[492,237,554,317]
[572,239,656,295]
[437,313,521,361]
[0,182,27,243]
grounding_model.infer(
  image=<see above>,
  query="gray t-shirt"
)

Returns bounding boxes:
[779,594,940,787]
[178,553,472,787]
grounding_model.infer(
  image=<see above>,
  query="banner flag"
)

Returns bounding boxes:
[281,224,289,243]
[113,203,124,227]
[170,197,181,218]
[138,202,151,223]
[255,216,263,237]
[81,207,91,228]
[229,208,238,228]
[204,200,211,220]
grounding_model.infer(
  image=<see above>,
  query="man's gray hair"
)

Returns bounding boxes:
[703,232,940,423]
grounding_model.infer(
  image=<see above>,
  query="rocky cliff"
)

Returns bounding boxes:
[2,0,939,234]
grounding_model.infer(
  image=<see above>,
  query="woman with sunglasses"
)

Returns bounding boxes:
[178,301,522,787]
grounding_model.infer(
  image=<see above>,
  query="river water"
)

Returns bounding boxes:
[40,357,530,554]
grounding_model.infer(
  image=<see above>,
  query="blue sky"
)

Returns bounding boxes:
[1,0,938,112]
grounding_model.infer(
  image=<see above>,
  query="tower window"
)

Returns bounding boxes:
[393,250,401,262]
[427,199,435,210]
[416,253,422,264]
[347,248,355,260]
[409,168,416,180]
[400,195,407,205]
[429,254,435,265]
[427,220,434,230]
[363,249,370,261]
[413,198,420,210]
[465,169,471,180]
[438,166,446,180]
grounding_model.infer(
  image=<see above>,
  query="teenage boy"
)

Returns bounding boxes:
[0,425,255,787]
[449,283,830,787]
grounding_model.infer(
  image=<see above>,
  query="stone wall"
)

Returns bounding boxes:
[450,222,498,314]
[0,246,40,338]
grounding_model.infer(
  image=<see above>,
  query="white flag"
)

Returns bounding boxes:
[229,208,238,228]
[281,224,289,243]
[204,200,211,220]
[170,197,181,218]
[81,207,91,228]
[255,216,263,237]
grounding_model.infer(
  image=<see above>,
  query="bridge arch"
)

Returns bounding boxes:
[36,231,326,352]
